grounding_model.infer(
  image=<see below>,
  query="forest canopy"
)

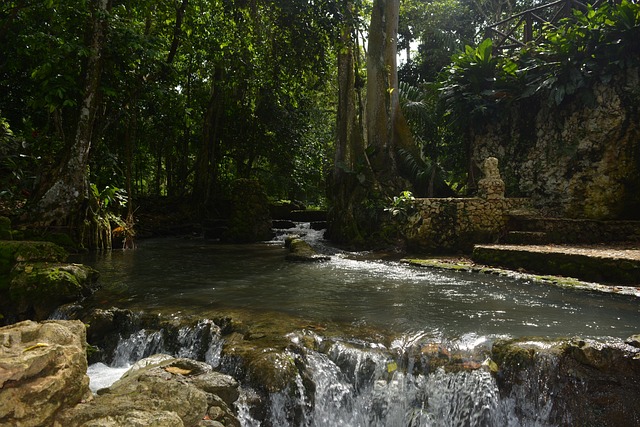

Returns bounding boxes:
[1,0,638,248]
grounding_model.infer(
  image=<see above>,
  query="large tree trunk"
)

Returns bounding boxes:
[192,67,224,210]
[329,0,421,247]
[326,1,366,243]
[29,0,109,234]
[366,0,415,195]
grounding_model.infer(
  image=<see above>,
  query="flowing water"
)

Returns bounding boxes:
[71,224,640,426]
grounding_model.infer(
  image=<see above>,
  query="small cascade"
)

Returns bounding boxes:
[112,319,223,367]
[86,315,576,426]
[232,333,559,427]
[271,221,327,248]
[89,318,224,391]
[112,328,165,367]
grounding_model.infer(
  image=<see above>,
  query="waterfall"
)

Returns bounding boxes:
[271,221,327,248]
[229,334,558,427]
[88,319,224,392]
[88,316,562,426]
[243,344,506,426]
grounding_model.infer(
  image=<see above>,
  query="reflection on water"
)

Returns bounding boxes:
[74,235,640,341]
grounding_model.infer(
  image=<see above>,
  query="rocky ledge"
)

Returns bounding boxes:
[492,336,640,426]
[0,320,240,427]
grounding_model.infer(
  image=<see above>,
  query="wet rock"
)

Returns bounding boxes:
[0,320,91,427]
[492,337,640,426]
[57,355,240,427]
[9,262,99,320]
[625,334,640,348]
[247,351,299,393]
[285,238,329,262]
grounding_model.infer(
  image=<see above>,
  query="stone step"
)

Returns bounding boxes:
[501,231,549,245]
[472,244,640,285]
[506,216,640,244]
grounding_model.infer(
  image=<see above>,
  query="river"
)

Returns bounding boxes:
[70,224,640,426]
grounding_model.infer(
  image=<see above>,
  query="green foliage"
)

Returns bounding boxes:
[440,38,511,125]
[87,184,129,250]
[439,1,640,127]
[384,190,415,221]
[1,0,341,226]
[399,81,466,194]
[398,0,477,84]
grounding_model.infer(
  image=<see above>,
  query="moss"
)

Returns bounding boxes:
[8,262,99,320]
[492,339,537,369]
[247,351,298,393]
[402,254,637,295]
[401,258,474,272]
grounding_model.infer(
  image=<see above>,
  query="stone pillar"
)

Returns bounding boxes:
[477,157,505,199]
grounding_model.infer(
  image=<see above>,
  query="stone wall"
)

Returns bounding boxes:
[403,197,530,253]
[401,157,530,253]
[472,67,640,220]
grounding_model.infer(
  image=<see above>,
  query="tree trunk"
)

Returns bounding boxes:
[192,67,224,209]
[328,0,422,247]
[29,0,109,235]
[366,0,415,195]
[326,1,369,244]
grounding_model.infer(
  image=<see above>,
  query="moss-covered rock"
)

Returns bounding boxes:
[472,244,640,285]
[246,351,299,393]
[0,240,68,274]
[9,262,99,320]
[491,337,640,425]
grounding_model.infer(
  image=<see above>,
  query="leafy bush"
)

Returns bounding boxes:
[440,0,640,125]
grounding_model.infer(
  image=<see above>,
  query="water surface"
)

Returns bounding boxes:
[75,233,640,342]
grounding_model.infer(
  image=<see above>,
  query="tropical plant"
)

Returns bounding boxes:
[398,82,464,196]
[384,190,415,221]
[440,0,640,126]
[86,184,129,251]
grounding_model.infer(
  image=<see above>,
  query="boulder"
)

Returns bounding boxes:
[0,320,91,427]
[57,355,240,427]
[0,240,68,277]
[0,240,99,323]
[9,262,99,320]
[285,238,329,262]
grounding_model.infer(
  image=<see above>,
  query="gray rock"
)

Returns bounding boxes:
[57,355,240,427]
[0,320,91,427]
